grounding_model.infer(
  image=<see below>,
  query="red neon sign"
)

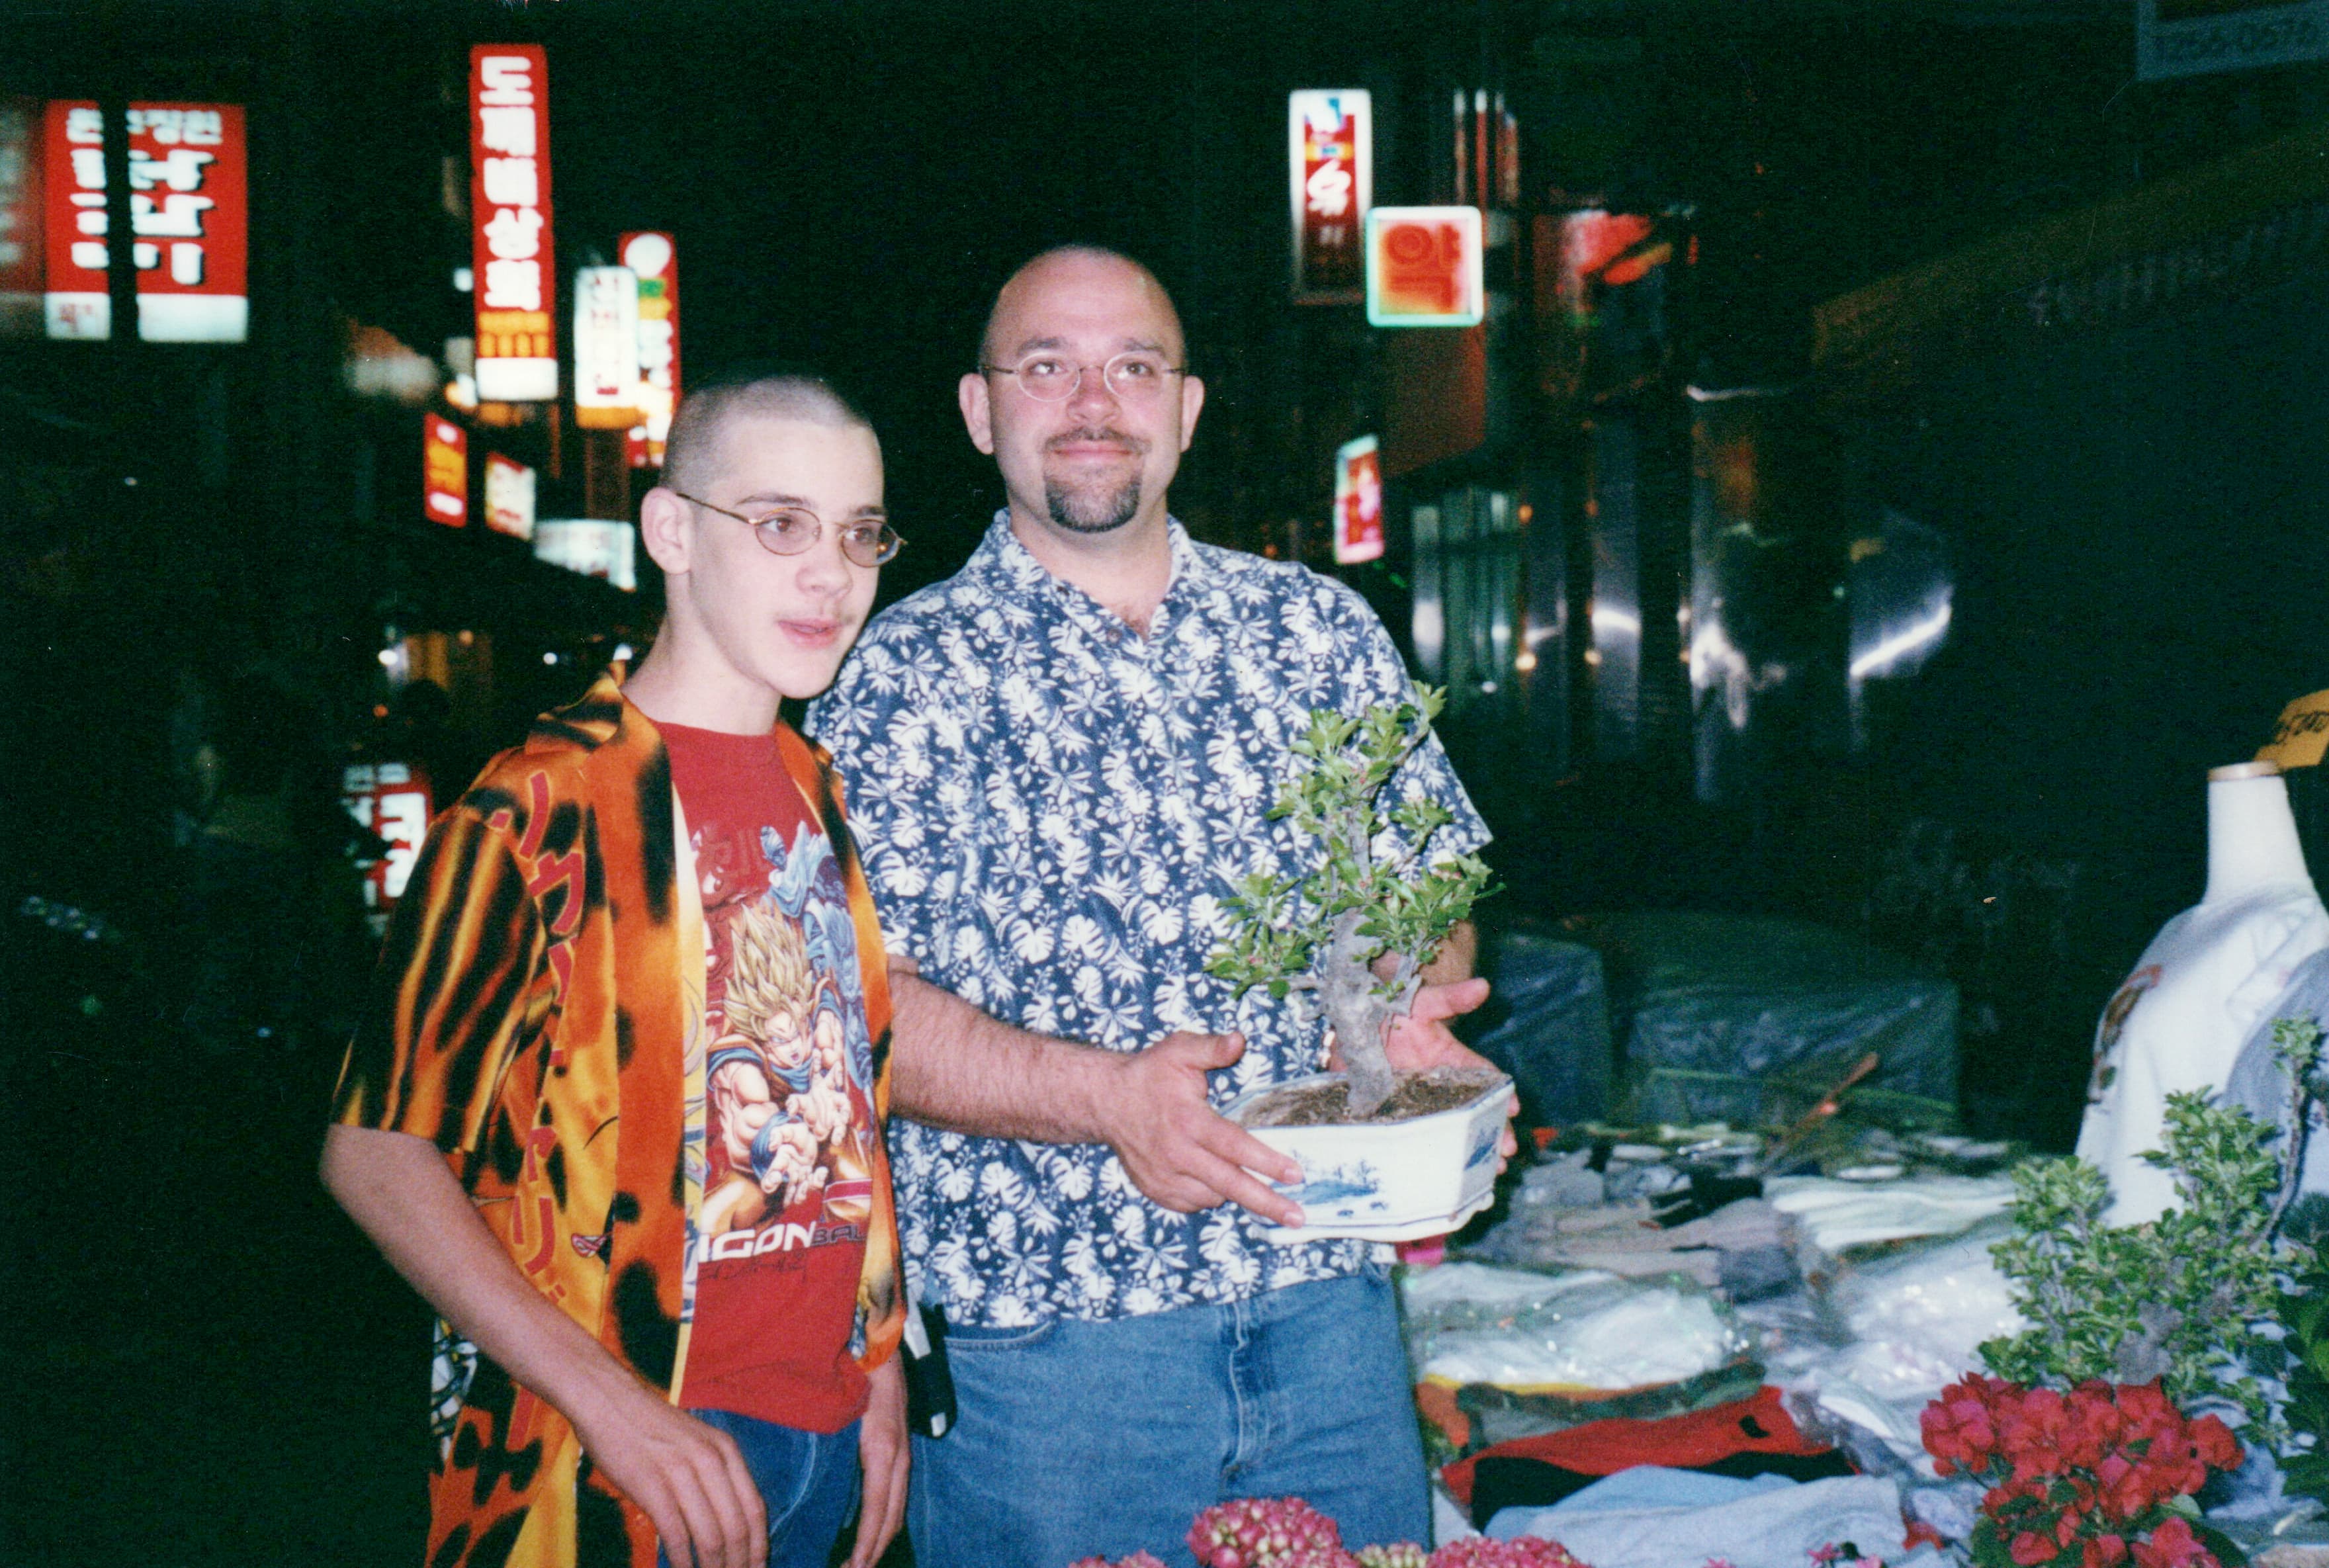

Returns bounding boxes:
[469,47,556,402]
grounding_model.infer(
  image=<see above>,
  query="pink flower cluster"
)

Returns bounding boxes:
[1188,1497,1348,1568]
[1919,1377,2243,1568]
[1061,1498,1595,1568]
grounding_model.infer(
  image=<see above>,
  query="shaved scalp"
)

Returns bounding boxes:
[662,371,875,495]
[979,244,1185,366]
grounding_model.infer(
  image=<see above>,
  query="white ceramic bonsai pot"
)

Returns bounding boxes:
[1223,1069,1512,1242]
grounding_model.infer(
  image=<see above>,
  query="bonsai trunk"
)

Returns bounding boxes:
[1323,907,1399,1118]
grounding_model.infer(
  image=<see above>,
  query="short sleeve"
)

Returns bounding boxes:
[1319,576,1493,867]
[807,629,971,967]
[332,806,548,1154]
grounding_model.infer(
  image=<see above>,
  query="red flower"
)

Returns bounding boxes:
[2131,1518,2217,1568]
[2082,1534,2130,1568]
[2094,1453,2154,1524]
[2187,1415,2242,1475]
[1924,1383,2005,1475]
[2011,1530,2061,1567]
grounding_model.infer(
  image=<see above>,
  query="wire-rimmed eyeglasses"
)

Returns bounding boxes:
[671,491,904,568]
[979,350,1189,402]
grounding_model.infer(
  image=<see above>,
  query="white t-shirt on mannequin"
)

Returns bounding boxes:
[2076,763,2329,1225]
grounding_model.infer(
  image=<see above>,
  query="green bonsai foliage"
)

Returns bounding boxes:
[1206,687,1493,1119]
[1982,1086,2294,1435]
[2281,1248,2329,1502]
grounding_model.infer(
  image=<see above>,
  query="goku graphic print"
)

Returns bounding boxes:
[699,819,880,1244]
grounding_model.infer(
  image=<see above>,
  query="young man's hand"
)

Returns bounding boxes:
[1101,1032,1306,1228]
[320,1126,770,1568]
[848,1358,910,1568]
[570,1390,769,1568]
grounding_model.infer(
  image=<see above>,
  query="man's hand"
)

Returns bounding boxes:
[569,1382,769,1568]
[1098,1032,1307,1228]
[1380,977,1519,1167]
[1380,976,1492,1072]
[848,1358,910,1568]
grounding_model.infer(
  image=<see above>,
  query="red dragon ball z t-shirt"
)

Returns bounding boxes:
[662,720,883,1434]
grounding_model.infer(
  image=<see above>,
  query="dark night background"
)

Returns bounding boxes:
[9,1,2329,1562]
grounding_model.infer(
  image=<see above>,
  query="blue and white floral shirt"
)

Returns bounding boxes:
[807,514,1489,1327]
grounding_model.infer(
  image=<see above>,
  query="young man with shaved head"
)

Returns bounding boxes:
[326,373,912,1568]
[811,247,1507,1565]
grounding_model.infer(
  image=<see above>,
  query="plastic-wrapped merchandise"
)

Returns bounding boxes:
[1761,1221,2025,1487]
[1470,930,1618,1126]
[1765,1172,2015,1260]
[1559,912,1959,1125]
[1403,1264,1753,1393]
[1821,1218,2024,1403]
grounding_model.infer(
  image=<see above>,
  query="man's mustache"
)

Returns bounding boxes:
[1044,427,1148,455]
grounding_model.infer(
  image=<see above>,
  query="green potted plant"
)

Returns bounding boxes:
[1208,687,1507,1240]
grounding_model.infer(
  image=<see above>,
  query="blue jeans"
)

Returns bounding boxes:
[907,1269,1428,1568]
[658,1410,859,1568]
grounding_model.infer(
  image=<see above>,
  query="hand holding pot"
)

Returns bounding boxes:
[1100,1031,1307,1228]
[1378,977,1519,1167]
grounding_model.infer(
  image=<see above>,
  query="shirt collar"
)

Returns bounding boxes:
[969,509,1213,619]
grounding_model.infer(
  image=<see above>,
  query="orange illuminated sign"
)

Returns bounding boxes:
[469,46,556,402]
[425,414,468,527]
[1366,206,1482,328]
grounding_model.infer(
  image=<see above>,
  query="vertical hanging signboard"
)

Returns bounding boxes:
[484,451,536,539]
[619,230,679,465]
[342,762,435,924]
[1288,90,1370,304]
[425,414,468,526]
[572,264,641,428]
[42,101,248,341]
[469,46,556,401]
[1332,435,1385,565]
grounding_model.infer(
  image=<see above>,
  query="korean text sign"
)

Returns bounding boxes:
[484,451,536,540]
[42,101,248,342]
[1288,90,1371,304]
[620,231,679,462]
[425,415,468,527]
[1333,435,1384,564]
[342,762,433,916]
[1366,206,1483,328]
[572,264,641,427]
[469,46,556,402]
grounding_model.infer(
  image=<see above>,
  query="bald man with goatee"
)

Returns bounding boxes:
[811,247,1507,1566]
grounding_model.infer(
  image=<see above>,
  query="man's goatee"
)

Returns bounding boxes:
[1045,477,1142,535]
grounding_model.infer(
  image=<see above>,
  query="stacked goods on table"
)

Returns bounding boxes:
[1391,1031,2329,1568]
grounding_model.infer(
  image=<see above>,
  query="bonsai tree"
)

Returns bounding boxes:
[1207,686,1495,1119]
